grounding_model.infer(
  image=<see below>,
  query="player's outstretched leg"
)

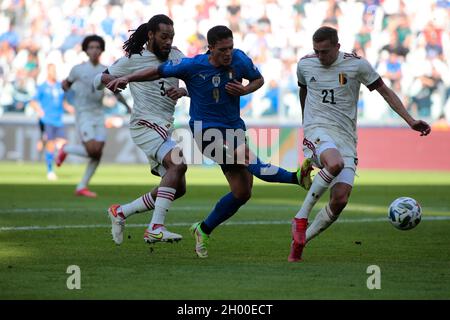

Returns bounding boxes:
[75,187,97,198]
[288,218,308,262]
[75,159,99,197]
[190,191,248,258]
[190,222,209,258]
[246,157,299,185]
[306,204,338,243]
[296,158,313,190]
[56,144,89,167]
[143,186,182,244]
[106,191,158,245]
[243,147,298,185]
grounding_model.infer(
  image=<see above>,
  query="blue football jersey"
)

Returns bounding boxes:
[158,49,262,130]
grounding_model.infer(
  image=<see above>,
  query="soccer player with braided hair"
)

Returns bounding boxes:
[94,14,188,246]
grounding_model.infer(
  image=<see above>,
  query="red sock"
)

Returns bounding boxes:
[152,223,164,230]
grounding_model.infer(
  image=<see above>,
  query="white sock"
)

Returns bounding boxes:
[121,192,155,218]
[64,144,88,157]
[306,204,338,243]
[295,168,335,219]
[150,187,176,228]
[76,159,99,190]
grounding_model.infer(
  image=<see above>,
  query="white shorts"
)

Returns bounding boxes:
[76,114,106,143]
[130,120,177,177]
[302,127,357,187]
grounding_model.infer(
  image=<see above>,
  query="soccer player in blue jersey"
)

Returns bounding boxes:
[30,64,74,180]
[107,25,301,258]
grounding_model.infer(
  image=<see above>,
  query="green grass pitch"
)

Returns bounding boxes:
[0,162,449,299]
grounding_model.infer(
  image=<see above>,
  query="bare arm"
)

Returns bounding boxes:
[299,86,307,123]
[93,72,115,90]
[101,73,118,85]
[61,79,72,92]
[376,83,431,136]
[245,77,264,94]
[92,71,132,112]
[106,67,161,92]
[29,100,44,118]
[126,66,161,82]
[166,87,189,101]
[63,99,75,115]
[225,76,264,96]
[94,70,133,89]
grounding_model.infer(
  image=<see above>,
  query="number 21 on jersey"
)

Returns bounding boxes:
[321,89,336,104]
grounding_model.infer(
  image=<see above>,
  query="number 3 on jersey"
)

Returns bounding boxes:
[322,89,336,104]
[159,81,166,96]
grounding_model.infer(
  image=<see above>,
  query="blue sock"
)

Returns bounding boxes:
[202,192,248,234]
[45,151,54,173]
[247,157,297,184]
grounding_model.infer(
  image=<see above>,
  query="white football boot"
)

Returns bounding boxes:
[143,225,182,244]
[107,204,125,245]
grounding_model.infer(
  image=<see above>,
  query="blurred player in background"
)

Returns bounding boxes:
[58,35,131,197]
[290,26,431,262]
[29,63,74,180]
[95,14,188,245]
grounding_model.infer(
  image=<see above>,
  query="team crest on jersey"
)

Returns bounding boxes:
[212,74,221,87]
[227,68,235,80]
[338,73,347,85]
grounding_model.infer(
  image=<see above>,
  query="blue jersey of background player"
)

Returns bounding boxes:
[106,25,302,258]
[158,47,261,131]
[30,63,74,180]
[35,78,66,127]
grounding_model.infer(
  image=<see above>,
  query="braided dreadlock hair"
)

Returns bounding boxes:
[123,14,174,58]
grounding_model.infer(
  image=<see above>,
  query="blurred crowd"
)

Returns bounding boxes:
[1,0,449,126]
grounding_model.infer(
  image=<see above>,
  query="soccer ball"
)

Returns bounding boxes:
[388,197,422,230]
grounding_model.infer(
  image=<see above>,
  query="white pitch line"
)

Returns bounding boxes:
[1,216,449,232]
[0,208,81,213]
[0,206,291,214]
[1,205,449,214]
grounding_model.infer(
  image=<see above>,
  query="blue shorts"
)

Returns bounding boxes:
[44,124,65,140]
[191,126,247,173]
